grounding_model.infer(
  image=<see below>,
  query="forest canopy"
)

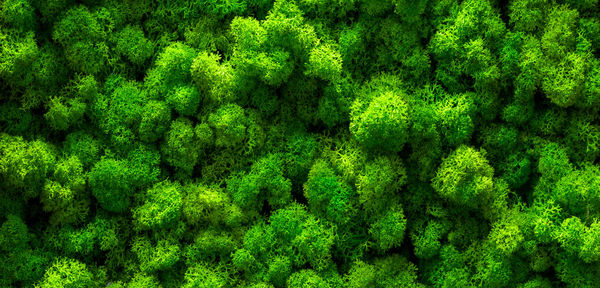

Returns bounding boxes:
[2,0,600,287]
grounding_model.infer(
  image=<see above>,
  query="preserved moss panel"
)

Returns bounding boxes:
[2,0,600,287]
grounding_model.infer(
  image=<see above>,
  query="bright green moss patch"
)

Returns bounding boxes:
[2,0,600,287]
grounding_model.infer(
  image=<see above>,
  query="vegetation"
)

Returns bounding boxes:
[1,0,600,287]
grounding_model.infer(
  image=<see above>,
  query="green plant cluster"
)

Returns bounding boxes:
[2,0,600,287]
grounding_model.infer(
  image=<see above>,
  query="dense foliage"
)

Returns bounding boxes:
[2,0,600,287]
